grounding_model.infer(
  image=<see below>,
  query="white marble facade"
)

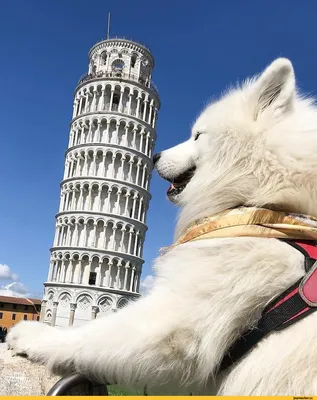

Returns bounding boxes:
[41,38,160,327]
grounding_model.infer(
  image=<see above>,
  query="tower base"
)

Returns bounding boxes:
[41,282,140,327]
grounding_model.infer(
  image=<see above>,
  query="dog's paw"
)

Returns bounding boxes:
[6,320,51,361]
[6,321,89,378]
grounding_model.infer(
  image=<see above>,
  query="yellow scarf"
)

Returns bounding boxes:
[162,207,317,253]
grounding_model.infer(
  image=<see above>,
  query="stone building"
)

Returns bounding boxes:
[0,296,41,329]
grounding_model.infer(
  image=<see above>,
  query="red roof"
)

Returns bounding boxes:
[0,295,41,306]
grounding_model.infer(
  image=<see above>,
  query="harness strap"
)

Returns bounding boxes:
[279,239,317,272]
[218,240,317,373]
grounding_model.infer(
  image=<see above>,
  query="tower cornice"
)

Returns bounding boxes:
[60,176,152,199]
[65,142,154,163]
[70,109,159,133]
[49,246,145,264]
[55,210,148,231]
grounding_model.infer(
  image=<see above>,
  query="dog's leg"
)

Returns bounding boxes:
[6,288,201,388]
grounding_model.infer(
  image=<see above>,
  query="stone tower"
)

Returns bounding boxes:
[40,37,160,327]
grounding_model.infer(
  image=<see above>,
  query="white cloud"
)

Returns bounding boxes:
[0,263,30,298]
[140,274,156,295]
[0,289,23,297]
[0,264,19,281]
[5,282,28,295]
[0,282,29,298]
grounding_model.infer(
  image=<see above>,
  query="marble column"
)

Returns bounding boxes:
[48,260,55,281]
[71,187,77,210]
[69,303,77,326]
[115,262,121,289]
[99,88,105,111]
[127,93,133,114]
[123,264,129,291]
[142,97,149,120]
[136,160,142,185]
[73,223,79,247]
[85,92,89,113]
[109,89,114,111]
[106,261,113,287]
[91,305,99,320]
[128,229,133,254]
[96,261,103,286]
[87,123,93,142]
[83,260,92,284]
[134,232,140,256]
[130,267,136,292]
[51,301,59,327]
[39,300,47,323]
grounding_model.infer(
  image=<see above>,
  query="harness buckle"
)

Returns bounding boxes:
[299,261,317,306]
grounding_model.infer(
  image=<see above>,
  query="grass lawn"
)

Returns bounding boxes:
[107,385,145,396]
[107,385,195,396]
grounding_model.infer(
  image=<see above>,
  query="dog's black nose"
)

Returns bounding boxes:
[153,152,161,166]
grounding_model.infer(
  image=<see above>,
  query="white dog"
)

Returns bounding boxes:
[7,58,317,395]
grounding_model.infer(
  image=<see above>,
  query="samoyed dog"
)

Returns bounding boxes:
[7,58,317,395]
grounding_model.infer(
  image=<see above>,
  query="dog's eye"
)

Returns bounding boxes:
[194,132,202,141]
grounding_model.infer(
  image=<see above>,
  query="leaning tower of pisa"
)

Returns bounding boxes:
[40,37,160,327]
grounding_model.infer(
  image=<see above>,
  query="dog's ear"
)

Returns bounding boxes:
[253,58,295,119]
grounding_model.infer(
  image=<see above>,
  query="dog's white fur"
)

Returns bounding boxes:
[7,58,317,395]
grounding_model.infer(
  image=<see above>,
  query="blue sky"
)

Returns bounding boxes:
[0,0,317,297]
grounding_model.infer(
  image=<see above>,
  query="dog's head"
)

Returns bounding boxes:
[155,58,317,238]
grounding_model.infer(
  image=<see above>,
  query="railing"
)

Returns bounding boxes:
[77,71,159,96]
[91,36,153,56]
[47,373,109,396]
[47,372,148,396]
[106,36,152,54]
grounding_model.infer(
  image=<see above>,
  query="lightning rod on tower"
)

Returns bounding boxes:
[107,13,111,39]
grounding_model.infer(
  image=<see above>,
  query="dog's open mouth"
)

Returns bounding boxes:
[166,167,196,198]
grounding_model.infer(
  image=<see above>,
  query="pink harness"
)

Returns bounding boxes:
[218,239,317,372]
